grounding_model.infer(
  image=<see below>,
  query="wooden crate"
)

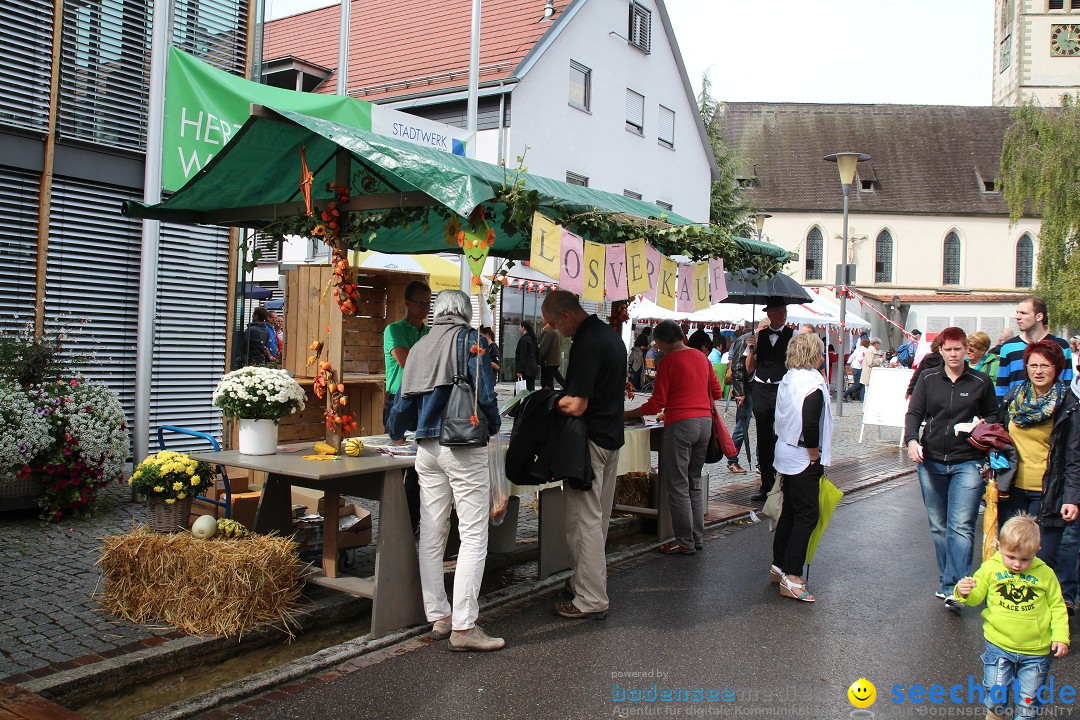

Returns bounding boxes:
[280,264,428,440]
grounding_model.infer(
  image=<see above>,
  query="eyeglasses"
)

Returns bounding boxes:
[1027,364,1055,372]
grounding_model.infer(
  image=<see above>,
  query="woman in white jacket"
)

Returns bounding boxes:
[770,332,834,603]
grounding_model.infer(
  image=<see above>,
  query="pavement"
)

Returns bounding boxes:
[182,475,1080,719]
[0,391,918,717]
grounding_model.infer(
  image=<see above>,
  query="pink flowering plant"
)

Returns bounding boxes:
[0,322,129,522]
[25,379,128,522]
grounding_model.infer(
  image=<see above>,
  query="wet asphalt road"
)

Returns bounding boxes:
[235,477,1079,719]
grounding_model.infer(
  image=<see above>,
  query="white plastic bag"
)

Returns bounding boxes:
[514,379,527,394]
[488,431,509,525]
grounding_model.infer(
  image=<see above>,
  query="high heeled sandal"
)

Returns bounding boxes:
[778,574,815,602]
[770,564,783,584]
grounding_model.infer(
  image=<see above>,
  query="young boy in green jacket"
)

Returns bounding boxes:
[955,514,1070,719]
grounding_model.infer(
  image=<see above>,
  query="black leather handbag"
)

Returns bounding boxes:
[439,328,489,448]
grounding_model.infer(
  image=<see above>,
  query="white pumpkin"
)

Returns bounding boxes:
[191,514,219,539]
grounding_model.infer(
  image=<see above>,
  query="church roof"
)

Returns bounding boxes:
[718,103,1021,216]
[263,0,556,101]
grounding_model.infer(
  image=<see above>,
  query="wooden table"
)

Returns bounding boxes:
[193,448,424,638]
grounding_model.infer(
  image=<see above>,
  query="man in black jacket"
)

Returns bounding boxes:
[746,301,793,501]
[904,326,999,610]
[541,291,625,621]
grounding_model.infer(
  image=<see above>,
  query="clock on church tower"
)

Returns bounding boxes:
[1050,24,1080,56]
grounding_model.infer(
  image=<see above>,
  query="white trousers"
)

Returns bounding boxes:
[415,439,490,631]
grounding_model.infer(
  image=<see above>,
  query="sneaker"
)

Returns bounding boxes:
[448,625,505,652]
[658,542,695,555]
[727,462,747,474]
[430,616,451,640]
[553,600,607,620]
[934,591,947,600]
[944,594,964,611]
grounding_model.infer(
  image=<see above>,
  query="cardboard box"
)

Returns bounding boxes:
[188,487,262,527]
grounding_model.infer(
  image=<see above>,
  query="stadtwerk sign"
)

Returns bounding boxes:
[162,48,472,191]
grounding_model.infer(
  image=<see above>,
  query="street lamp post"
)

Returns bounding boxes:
[754,212,772,244]
[824,152,869,417]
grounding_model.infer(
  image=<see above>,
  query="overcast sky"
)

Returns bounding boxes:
[263,0,994,106]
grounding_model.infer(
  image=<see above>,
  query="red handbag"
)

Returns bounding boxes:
[705,361,737,462]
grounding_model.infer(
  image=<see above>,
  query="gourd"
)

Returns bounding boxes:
[344,437,365,457]
[216,518,249,539]
[191,514,218,539]
[312,441,339,456]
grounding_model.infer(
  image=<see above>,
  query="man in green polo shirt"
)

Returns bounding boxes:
[384,280,431,535]
[384,280,432,404]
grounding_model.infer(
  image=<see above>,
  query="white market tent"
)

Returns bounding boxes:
[629,292,871,332]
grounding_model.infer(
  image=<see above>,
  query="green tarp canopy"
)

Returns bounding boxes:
[123,106,786,261]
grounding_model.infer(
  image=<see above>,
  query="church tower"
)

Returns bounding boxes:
[993,0,1080,105]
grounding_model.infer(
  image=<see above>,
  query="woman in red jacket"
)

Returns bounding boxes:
[626,320,723,555]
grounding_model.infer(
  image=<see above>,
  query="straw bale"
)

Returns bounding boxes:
[615,472,656,509]
[96,526,305,638]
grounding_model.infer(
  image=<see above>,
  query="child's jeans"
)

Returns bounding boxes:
[981,640,1050,718]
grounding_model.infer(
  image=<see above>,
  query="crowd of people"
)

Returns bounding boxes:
[369,281,1076,719]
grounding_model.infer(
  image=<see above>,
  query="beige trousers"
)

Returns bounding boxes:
[565,440,620,613]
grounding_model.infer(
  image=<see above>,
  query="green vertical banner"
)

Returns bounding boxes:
[162,48,373,191]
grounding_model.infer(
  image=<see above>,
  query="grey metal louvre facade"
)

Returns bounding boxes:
[0,168,41,333]
[1,0,249,456]
[150,222,230,447]
[0,0,54,134]
[44,177,143,444]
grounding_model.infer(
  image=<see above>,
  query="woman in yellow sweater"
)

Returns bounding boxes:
[995,339,1080,614]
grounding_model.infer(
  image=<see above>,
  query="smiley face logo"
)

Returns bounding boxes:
[847,678,876,708]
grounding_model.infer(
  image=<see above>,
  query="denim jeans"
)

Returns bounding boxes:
[916,458,984,594]
[843,367,864,401]
[727,393,753,464]
[1040,521,1080,606]
[999,487,1042,527]
[980,640,1050,718]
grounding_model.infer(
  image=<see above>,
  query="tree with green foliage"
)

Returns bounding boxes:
[999,94,1080,329]
[697,73,754,238]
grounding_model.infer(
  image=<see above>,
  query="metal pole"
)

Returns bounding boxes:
[835,185,850,416]
[461,0,481,293]
[466,0,480,133]
[134,0,174,466]
[336,0,351,95]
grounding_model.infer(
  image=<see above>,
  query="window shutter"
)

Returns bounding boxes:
[57,0,153,151]
[150,221,230,449]
[629,2,651,54]
[0,0,54,134]
[0,168,41,333]
[172,0,250,76]
[658,105,675,148]
[45,177,143,449]
[625,89,644,132]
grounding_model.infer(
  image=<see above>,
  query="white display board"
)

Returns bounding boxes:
[859,367,914,444]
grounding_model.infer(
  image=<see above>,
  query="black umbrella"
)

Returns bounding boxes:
[721,269,813,306]
[720,269,811,470]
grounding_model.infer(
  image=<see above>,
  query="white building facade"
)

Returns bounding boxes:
[994,0,1080,106]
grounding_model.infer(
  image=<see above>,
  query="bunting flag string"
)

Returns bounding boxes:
[528,212,716,304]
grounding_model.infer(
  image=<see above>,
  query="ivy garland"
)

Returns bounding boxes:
[261,161,787,279]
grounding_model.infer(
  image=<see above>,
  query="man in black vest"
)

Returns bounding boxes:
[746,299,793,501]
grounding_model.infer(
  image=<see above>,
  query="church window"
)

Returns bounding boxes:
[805,227,823,281]
[1015,235,1034,288]
[943,232,961,286]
